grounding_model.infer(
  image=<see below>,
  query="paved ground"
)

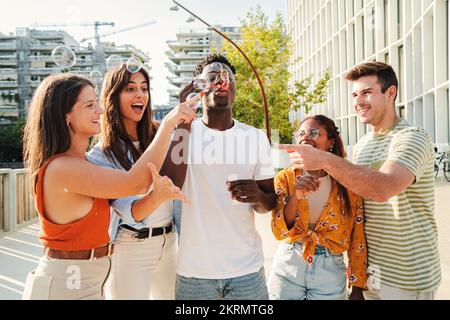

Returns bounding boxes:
[1,182,449,300]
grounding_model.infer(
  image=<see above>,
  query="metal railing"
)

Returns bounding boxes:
[0,168,38,235]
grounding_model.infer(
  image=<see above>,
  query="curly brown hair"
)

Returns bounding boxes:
[194,53,236,77]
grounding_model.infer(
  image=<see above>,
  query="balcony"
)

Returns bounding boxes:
[29,67,60,75]
[166,51,209,62]
[166,63,197,74]
[177,28,210,35]
[28,43,65,51]
[0,43,16,50]
[29,80,42,87]
[0,106,19,117]
[0,81,18,88]
[75,58,94,66]
[167,40,210,49]
[166,76,192,85]
[28,55,54,63]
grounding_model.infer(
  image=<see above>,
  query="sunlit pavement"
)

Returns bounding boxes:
[1,182,449,300]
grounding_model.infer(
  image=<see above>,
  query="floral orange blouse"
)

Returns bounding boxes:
[272,167,368,289]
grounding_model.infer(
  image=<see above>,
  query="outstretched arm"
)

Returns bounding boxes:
[279,144,415,202]
[48,102,197,200]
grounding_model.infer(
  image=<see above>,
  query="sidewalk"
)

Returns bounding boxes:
[0,182,449,300]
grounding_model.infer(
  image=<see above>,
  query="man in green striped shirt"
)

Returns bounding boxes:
[280,62,441,300]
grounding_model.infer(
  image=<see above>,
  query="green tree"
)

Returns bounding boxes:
[0,118,25,163]
[222,6,331,143]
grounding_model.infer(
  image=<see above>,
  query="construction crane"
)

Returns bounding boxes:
[79,20,157,74]
[31,21,115,73]
[31,21,115,48]
[32,20,157,74]
[80,20,157,43]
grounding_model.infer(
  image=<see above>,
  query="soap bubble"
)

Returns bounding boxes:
[193,78,210,91]
[52,45,76,68]
[89,70,103,83]
[126,57,143,73]
[220,69,230,83]
[210,62,223,72]
[106,55,123,70]
[220,69,230,89]
[186,92,202,110]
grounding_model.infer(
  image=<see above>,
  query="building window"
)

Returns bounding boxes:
[447,89,450,142]
[398,45,404,102]
[384,0,389,46]
[371,6,376,54]
[398,0,403,38]
[362,15,365,55]
[399,105,405,118]
[447,0,449,80]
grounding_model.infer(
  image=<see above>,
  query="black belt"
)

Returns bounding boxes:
[121,223,173,239]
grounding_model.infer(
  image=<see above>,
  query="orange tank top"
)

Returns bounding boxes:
[35,154,110,251]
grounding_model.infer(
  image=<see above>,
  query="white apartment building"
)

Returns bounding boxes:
[166,26,240,106]
[286,0,450,152]
[0,28,151,119]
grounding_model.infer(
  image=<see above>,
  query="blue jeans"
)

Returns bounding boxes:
[175,267,269,300]
[172,200,182,239]
[268,242,347,300]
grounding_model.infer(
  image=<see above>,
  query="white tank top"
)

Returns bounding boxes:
[303,172,332,230]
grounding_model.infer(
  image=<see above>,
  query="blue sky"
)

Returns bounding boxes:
[1,0,285,105]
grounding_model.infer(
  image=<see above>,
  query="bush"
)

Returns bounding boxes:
[0,118,25,163]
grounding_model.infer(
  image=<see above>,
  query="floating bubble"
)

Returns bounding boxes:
[204,72,220,84]
[186,92,202,110]
[52,45,76,68]
[193,78,210,91]
[221,69,229,80]
[220,69,230,83]
[106,55,123,70]
[126,57,143,73]
[89,70,103,83]
[210,62,223,73]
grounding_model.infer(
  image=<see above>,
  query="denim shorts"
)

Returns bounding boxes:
[268,242,347,300]
[175,267,268,300]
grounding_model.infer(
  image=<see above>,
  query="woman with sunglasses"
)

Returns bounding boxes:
[268,115,368,300]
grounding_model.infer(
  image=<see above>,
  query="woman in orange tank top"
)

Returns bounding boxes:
[21,73,194,300]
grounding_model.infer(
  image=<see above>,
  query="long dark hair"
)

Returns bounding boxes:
[297,114,352,214]
[99,65,158,170]
[23,73,94,194]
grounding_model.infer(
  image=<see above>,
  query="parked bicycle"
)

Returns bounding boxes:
[434,150,450,182]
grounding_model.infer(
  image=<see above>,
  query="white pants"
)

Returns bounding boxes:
[23,255,111,300]
[105,227,178,300]
[364,282,437,300]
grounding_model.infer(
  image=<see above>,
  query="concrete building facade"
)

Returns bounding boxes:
[166,26,241,106]
[286,0,450,152]
[0,28,151,120]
